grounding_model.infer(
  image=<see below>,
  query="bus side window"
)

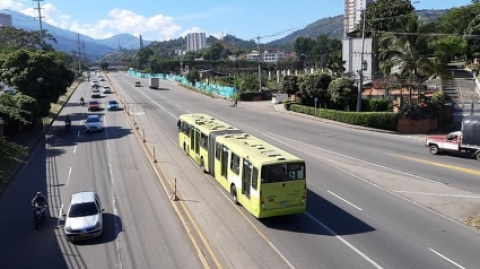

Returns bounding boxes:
[200,132,208,149]
[230,153,240,175]
[215,143,222,160]
[252,167,258,190]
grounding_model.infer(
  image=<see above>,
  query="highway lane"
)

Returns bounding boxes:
[0,79,202,269]
[119,73,480,194]
[110,73,480,269]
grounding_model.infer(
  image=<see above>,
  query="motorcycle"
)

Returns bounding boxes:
[33,204,46,230]
[80,99,85,106]
[65,121,71,131]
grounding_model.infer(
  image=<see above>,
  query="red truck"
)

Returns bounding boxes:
[425,115,480,162]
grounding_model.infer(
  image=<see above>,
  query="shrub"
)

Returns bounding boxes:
[283,100,299,110]
[289,104,400,131]
[239,91,262,101]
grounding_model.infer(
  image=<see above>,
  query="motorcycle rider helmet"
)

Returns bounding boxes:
[37,191,42,196]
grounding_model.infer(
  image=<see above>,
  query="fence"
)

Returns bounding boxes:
[127,69,236,98]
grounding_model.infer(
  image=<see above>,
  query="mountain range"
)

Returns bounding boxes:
[0,8,449,62]
[0,9,151,61]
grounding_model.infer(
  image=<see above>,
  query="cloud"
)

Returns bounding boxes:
[20,3,70,29]
[69,8,182,40]
[0,0,24,10]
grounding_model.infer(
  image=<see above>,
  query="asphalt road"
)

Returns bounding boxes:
[109,72,480,269]
[0,78,202,269]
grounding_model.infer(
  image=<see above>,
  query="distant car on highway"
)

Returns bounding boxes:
[88,100,100,111]
[90,80,100,87]
[98,76,105,81]
[107,100,120,111]
[102,86,111,94]
[63,191,104,241]
[91,89,101,98]
[85,114,103,132]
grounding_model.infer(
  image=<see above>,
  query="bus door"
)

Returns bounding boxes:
[190,128,195,152]
[194,129,200,156]
[242,159,252,199]
[221,146,229,179]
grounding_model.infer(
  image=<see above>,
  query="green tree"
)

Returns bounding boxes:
[379,16,434,103]
[282,75,299,95]
[328,77,357,111]
[360,0,415,37]
[136,47,154,69]
[185,69,200,84]
[436,3,480,35]
[294,37,316,58]
[465,13,480,59]
[431,36,467,63]
[99,60,109,70]
[0,50,75,116]
[0,136,26,178]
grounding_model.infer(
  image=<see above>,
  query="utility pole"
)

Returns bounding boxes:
[256,36,262,92]
[356,10,367,112]
[33,0,45,49]
[77,34,81,71]
[180,37,184,74]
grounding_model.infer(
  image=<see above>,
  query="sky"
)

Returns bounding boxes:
[0,0,473,42]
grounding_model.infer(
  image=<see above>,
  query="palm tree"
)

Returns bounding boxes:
[378,16,435,103]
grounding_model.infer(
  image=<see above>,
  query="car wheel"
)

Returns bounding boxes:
[230,185,238,204]
[429,145,439,155]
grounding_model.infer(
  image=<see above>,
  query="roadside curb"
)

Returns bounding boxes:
[0,78,83,200]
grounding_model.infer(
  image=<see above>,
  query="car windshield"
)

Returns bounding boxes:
[108,101,117,105]
[86,117,99,123]
[68,202,99,217]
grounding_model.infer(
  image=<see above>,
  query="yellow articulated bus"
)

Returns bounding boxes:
[177,113,307,218]
[177,113,243,173]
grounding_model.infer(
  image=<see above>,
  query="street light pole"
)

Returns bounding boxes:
[356,10,367,112]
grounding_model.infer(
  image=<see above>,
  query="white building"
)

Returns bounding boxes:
[185,33,207,51]
[342,38,377,84]
[263,50,285,63]
[344,0,373,36]
[246,50,261,61]
[0,13,12,27]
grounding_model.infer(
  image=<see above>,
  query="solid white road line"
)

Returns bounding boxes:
[394,191,480,199]
[428,248,466,269]
[328,191,363,211]
[65,167,72,186]
[305,212,383,269]
[77,131,80,138]
[56,203,63,227]
[73,145,77,154]
[132,87,178,120]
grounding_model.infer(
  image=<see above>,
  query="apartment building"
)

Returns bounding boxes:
[344,0,373,35]
[263,49,285,63]
[0,13,12,27]
[185,32,207,51]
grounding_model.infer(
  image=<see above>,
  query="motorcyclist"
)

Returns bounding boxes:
[65,114,71,124]
[31,191,47,218]
[80,97,85,105]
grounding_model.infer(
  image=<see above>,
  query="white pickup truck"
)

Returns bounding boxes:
[425,115,480,162]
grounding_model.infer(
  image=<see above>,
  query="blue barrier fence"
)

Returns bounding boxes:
[127,70,236,98]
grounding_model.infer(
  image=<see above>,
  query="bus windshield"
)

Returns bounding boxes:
[261,163,305,183]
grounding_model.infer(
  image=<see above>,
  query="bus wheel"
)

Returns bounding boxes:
[231,185,238,204]
[200,158,206,173]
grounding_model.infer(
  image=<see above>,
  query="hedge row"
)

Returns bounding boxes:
[288,104,400,131]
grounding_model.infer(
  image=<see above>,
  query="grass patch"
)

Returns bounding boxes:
[464,212,480,230]
[0,78,82,188]
[178,83,218,98]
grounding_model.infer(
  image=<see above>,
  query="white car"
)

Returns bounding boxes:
[63,191,104,241]
[85,114,103,132]
[90,80,100,87]
[91,89,101,98]
[102,86,112,94]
